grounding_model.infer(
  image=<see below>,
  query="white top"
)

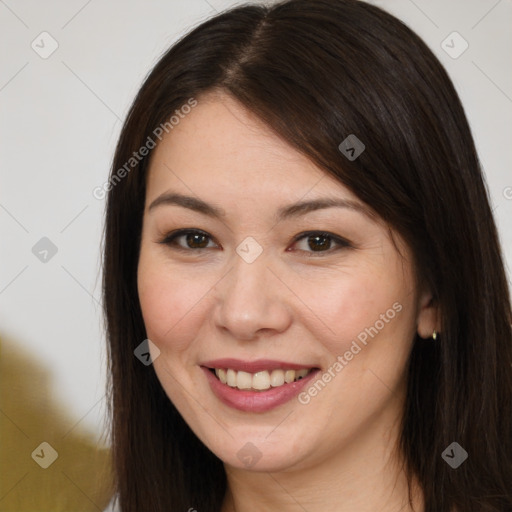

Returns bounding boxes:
[103,495,120,512]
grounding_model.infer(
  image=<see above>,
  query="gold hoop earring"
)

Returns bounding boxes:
[432,330,437,340]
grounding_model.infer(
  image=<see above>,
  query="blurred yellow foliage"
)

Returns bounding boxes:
[0,336,114,511]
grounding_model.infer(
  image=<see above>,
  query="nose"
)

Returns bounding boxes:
[213,253,292,341]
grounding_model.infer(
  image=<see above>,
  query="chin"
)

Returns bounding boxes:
[202,431,311,472]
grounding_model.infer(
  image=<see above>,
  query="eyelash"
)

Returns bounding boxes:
[158,229,351,257]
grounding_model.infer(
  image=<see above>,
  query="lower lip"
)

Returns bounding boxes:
[201,366,319,413]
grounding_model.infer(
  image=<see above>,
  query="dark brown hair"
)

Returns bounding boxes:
[103,1,512,510]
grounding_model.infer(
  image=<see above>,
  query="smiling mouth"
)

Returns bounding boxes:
[208,367,318,392]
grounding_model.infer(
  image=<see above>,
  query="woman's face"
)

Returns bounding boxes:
[137,91,434,472]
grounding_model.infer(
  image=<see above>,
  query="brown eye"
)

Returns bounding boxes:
[160,229,217,251]
[291,231,351,256]
[306,234,332,251]
[185,232,210,248]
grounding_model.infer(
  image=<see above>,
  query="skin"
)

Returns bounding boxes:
[137,90,438,512]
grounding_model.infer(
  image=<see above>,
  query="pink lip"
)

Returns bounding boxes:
[200,358,317,373]
[200,366,320,413]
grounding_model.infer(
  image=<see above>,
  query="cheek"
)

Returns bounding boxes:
[137,254,209,353]
[306,265,415,360]
[309,271,399,330]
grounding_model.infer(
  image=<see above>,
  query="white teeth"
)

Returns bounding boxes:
[270,369,285,387]
[236,371,253,390]
[296,369,309,380]
[215,368,227,384]
[284,370,296,383]
[226,368,237,387]
[213,367,313,391]
[252,371,271,390]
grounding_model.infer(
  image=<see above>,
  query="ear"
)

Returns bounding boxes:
[416,288,441,339]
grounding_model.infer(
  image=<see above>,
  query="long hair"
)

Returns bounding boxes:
[102,1,512,510]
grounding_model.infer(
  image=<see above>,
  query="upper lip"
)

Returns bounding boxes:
[200,358,318,373]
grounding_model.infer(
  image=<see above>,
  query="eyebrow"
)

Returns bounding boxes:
[148,192,373,221]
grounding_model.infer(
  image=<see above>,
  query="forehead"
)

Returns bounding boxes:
[145,91,353,203]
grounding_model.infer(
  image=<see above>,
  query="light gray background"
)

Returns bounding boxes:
[1,0,511,443]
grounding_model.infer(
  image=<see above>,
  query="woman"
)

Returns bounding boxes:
[102,0,512,510]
